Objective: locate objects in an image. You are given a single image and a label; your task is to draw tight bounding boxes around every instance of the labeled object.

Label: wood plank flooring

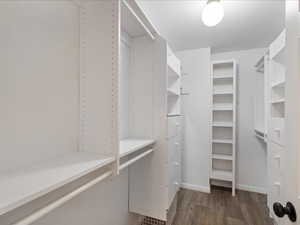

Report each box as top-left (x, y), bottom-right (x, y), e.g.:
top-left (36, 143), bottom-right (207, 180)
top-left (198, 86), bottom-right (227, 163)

top-left (172, 186), bottom-right (274, 225)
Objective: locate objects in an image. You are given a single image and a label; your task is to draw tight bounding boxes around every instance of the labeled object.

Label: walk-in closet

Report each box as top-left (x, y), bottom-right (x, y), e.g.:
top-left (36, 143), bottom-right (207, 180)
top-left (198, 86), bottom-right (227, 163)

top-left (0, 1), bottom-right (299, 225)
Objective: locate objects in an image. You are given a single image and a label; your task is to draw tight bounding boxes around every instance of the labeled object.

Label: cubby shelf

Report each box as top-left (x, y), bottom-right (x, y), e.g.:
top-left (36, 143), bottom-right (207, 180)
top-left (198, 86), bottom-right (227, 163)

top-left (271, 80), bottom-right (285, 88)
top-left (271, 98), bottom-right (285, 104)
top-left (213, 104), bottom-right (233, 111)
top-left (212, 139), bottom-right (233, 144)
top-left (213, 90), bottom-right (233, 95)
top-left (212, 154), bottom-right (233, 161)
top-left (0, 152), bottom-right (115, 216)
top-left (211, 169), bottom-right (233, 182)
top-left (212, 122), bottom-right (233, 127)
top-left (213, 75), bottom-right (233, 79)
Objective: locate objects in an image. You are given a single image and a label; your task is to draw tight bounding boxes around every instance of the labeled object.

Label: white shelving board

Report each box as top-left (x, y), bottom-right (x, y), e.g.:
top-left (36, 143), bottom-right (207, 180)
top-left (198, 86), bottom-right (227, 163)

top-left (213, 139), bottom-right (233, 144)
top-left (119, 139), bottom-right (155, 158)
top-left (211, 169), bottom-right (233, 182)
top-left (212, 154), bottom-right (233, 161)
top-left (210, 59), bottom-right (237, 196)
top-left (0, 152), bottom-right (115, 216)
top-left (213, 104), bottom-right (233, 111)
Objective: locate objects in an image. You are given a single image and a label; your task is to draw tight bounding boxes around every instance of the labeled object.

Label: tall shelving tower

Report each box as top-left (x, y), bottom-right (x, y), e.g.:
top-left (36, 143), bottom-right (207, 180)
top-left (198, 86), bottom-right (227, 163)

top-left (210, 59), bottom-right (237, 196)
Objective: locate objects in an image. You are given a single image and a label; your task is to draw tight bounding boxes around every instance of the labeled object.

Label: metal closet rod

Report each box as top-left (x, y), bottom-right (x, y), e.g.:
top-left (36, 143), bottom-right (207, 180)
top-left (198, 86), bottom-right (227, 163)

top-left (12, 171), bottom-right (113, 225)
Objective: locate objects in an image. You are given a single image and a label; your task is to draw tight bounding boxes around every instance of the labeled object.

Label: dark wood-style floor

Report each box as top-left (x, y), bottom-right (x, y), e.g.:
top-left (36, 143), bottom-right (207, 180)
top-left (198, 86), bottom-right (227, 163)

top-left (172, 186), bottom-right (274, 225)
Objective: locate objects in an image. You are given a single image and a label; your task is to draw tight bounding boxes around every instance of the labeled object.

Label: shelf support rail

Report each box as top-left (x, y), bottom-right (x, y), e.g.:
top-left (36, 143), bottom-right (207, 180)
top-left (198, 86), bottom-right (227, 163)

top-left (119, 148), bottom-right (154, 171)
top-left (12, 170), bottom-right (113, 225)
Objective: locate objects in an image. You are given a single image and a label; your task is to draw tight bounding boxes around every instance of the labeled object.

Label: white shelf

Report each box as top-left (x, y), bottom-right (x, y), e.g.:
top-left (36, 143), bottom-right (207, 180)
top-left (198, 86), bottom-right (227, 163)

top-left (212, 122), bottom-right (233, 127)
top-left (213, 104), bottom-right (233, 111)
top-left (271, 98), bottom-right (285, 104)
top-left (211, 169), bottom-right (233, 182)
top-left (212, 139), bottom-right (233, 144)
top-left (212, 154), bottom-right (233, 161)
top-left (213, 90), bottom-right (233, 95)
top-left (213, 75), bottom-right (233, 79)
top-left (167, 114), bottom-right (182, 117)
top-left (0, 152), bottom-right (115, 216)
top-left (167, 89), bottom-right (180, 97)
top-left (119, 139), bottom-right (155, 158)
top-left (254, 127), bottom-right (265, 135)
top-left (168, 65), bottom-right (181, 79)
top-left (271, 80), bottom-right (285, 88)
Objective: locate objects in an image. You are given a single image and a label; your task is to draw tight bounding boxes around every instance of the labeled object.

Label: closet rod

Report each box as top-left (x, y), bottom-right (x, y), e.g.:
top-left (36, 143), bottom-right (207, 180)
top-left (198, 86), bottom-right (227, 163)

top-left (12, 170), bottom-right (113, 225)
top-left (120, 149), bottom-right (154, 171)
top-left (122, 0), bottom-right (156, 40)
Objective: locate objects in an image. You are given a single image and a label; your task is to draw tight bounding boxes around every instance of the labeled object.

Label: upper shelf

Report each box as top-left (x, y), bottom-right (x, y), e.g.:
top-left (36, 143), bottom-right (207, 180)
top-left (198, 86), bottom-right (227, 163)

top-left (168, 89), bottom-right (180, 97)
top-left (213, 75), bottom-right (233, 79)
top-left (119, 139), bottom-right (155, 158)
top-left (0, 152), bottom-right (115, 216)
top-left (121, 0), bottom-right (156, 40)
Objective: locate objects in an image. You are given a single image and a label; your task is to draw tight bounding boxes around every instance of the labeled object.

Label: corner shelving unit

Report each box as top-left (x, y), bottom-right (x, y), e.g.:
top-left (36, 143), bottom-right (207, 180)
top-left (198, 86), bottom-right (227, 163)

top-left (210, 59), bottom-right (237, 196)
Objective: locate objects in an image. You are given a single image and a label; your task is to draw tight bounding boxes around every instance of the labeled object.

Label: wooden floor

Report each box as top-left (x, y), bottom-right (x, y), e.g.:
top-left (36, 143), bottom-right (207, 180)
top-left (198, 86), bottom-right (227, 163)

top-left (172, 186), bottom-right (274, 225)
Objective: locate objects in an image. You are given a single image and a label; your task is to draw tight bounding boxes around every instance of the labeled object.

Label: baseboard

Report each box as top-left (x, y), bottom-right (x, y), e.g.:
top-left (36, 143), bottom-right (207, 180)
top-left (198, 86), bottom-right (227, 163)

top-left (181, 183), bottom-right (210, 193)
top-left (236, 184), bottom-right (267, 194)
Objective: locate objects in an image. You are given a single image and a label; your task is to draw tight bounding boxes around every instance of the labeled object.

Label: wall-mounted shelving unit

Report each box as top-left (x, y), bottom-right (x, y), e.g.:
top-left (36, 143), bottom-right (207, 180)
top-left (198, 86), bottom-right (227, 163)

top-left (210, 60), bottom-right (237, 196)
top-left (166, 45), bottom-right (181, 211)
top-left (129, 41), bottom-right (182, 223)
top-left (0, 1), bottom-right (120, 217)
top-left (119, 0), bottom-right (157, 173)
top-left (0, 1), bottom-right (159, 224)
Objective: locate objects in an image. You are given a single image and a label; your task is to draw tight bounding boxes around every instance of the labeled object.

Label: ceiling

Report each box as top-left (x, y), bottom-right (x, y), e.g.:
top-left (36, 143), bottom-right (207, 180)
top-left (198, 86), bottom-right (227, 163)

top-left (137, 0), bottom-right (285, 53)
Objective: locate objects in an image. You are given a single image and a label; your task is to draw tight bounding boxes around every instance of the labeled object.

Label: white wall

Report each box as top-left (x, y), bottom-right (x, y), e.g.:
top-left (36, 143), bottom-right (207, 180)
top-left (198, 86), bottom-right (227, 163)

top-left (177, 48), bottom-right (211, 192)
top-left (1, 30), bottom-right (139, 225)
top-left (212, 48), bottom-right (268, 193)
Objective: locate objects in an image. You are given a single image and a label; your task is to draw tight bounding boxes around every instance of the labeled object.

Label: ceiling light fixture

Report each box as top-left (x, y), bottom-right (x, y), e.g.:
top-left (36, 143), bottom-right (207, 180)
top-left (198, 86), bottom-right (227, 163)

top-left (202, 0), bottom-right (224, 27)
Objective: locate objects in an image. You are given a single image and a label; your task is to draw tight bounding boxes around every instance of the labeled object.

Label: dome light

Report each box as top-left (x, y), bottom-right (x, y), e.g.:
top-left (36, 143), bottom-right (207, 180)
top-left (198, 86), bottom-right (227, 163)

top-left (202, 0), bottom-right (224, 27)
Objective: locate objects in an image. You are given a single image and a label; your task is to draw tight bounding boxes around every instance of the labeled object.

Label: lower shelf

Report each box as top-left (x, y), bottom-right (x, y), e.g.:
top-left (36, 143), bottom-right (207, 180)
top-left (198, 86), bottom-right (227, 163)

top-left (211, 169), bottom-right (233, 182)
top-left (119, 139), bottom-right (155, 158)
top-left (212, 139), bottom-right (233, 144)
top-left (212, 154), bottom-right (233, 161)
top-left (0, 152), bottom-right (115, 216)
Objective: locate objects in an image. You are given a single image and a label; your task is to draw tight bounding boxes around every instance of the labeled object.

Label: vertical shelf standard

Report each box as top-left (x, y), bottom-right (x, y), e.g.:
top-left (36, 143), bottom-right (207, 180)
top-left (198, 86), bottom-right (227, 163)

top-left (210, 59), bottom-right (237, 196)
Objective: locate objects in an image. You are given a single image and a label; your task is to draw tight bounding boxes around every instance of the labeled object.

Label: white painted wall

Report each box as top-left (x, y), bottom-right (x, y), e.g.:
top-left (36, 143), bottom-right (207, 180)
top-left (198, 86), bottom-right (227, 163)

top-left (212, 48), bottom-right (268, 193)
top-left (176, 48), bottom-right (211, 192)
top-left (1, 29), bottom-right (138, 225)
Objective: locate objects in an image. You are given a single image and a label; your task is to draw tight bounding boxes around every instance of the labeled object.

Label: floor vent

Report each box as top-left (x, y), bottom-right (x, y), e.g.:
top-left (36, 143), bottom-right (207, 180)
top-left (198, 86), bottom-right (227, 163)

top-left (141, 216), bottom-right (166, 225)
